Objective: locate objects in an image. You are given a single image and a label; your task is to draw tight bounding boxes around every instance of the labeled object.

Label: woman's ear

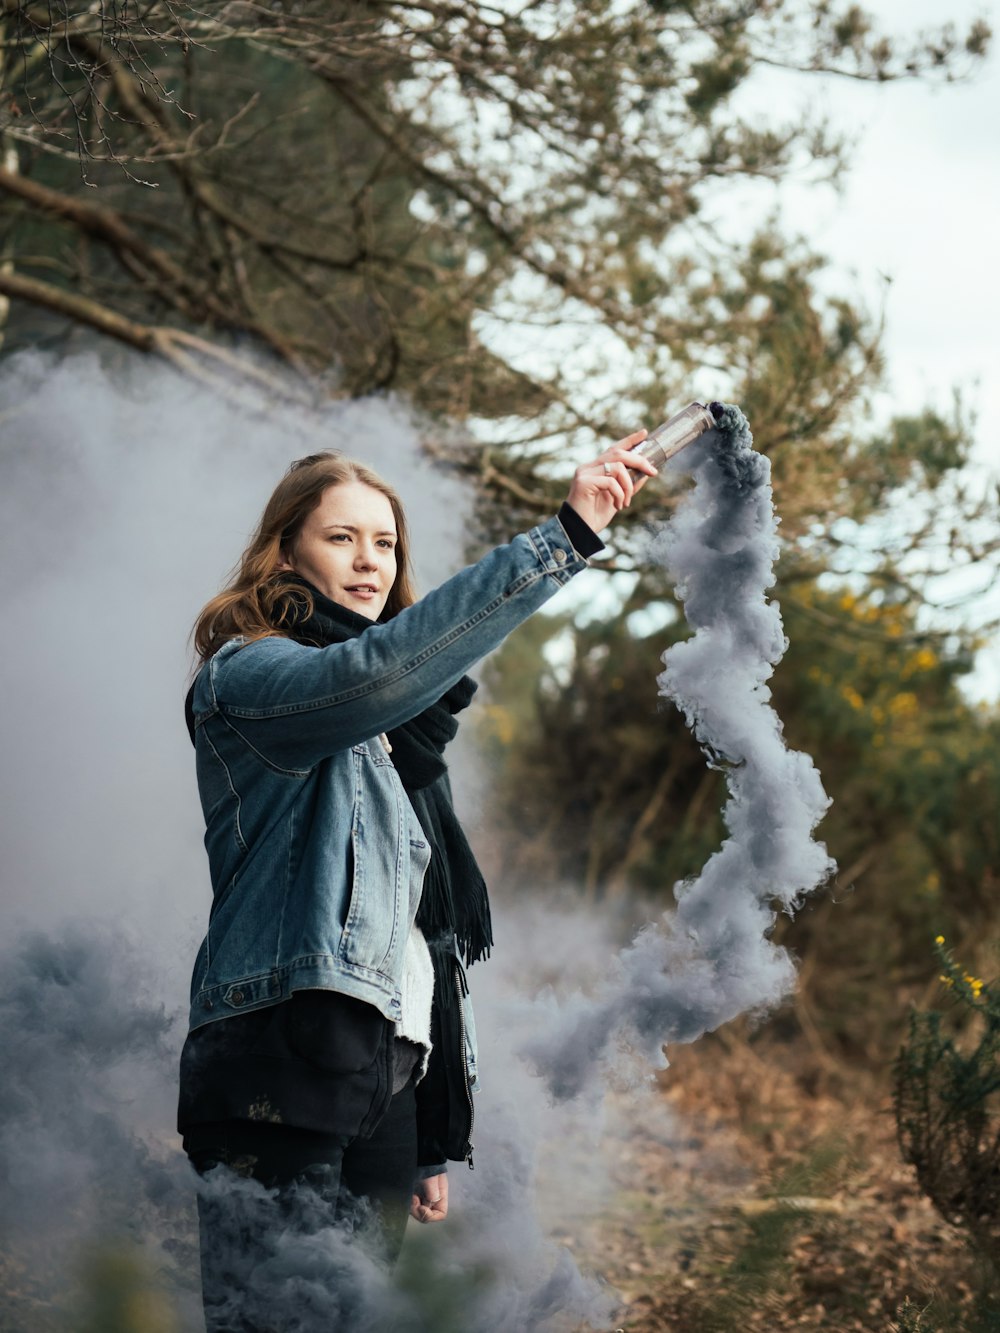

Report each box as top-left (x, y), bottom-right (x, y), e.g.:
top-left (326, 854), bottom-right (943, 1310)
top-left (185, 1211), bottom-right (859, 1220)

top-left (274, 545), bottom-right (294, 573)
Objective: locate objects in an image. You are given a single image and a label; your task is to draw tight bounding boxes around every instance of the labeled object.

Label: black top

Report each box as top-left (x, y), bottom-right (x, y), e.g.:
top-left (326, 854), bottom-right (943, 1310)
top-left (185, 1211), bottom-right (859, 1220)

top-left (178, 991), bottom-right (396, 1141)
top-left (558, 501), bottom-right (604, 559)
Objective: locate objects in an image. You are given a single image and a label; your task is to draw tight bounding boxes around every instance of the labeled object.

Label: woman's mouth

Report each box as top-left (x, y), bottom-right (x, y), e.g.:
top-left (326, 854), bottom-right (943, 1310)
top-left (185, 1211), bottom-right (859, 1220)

top-left (345, 584), bottom-right (379, 601)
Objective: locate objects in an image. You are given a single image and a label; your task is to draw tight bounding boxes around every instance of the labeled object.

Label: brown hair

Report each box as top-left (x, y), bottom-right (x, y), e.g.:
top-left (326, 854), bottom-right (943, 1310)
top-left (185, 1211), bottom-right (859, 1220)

top-left (192, 452), bottom-right (416, 663)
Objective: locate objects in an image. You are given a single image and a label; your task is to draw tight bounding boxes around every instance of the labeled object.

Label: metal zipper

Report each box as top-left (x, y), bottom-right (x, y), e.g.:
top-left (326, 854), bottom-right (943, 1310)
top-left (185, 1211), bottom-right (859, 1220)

top-left (454, 961), bottom-right (475, 1169)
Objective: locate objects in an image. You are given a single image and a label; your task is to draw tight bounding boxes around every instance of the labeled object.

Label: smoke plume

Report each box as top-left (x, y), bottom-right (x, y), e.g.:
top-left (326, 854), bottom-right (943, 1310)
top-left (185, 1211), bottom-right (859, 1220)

top-left (528, 403), bottom-right (836, 1099)
top-left (0, 347), bottom-right (624, 1331)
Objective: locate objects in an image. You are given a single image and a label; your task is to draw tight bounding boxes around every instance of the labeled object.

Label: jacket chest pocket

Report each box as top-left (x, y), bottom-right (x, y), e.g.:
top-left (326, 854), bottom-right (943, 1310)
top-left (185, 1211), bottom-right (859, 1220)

top-left (342, 743), bottom-right (424, 973)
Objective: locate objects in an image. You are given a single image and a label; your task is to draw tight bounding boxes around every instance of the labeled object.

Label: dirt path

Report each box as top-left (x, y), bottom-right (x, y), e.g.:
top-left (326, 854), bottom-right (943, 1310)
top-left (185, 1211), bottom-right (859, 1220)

top-left (568, 1034), bottom-right (986, 1332)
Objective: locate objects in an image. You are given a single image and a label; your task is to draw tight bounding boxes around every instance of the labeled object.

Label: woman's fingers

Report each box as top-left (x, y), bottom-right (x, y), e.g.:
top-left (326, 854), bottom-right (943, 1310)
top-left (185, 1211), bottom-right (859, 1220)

top-left (597, 462), bottom-right (632, 507)
top-left (598, 456), bottom-right (657, 504)
top-left (411, 1173), bottom-right (449, 1223)
top-left (590, 472), bottom-right (628, 510)
top-left (614, 428), bottom-right (649, 451)
top-left (600, 440), bottom-right (656, 475)
top-left (564, 426), bottom-right (653, 532)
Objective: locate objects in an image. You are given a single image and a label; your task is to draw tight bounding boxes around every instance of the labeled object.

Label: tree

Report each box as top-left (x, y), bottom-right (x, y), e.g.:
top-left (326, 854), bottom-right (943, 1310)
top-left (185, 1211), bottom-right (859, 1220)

top-left (3, 1), bottom-right (993, 615)
top-left (0, 2), bottom-right (989, 422)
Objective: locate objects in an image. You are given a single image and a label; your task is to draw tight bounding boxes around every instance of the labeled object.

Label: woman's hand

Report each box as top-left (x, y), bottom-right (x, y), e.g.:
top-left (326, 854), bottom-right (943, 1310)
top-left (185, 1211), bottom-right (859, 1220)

top-left (565, 429), bottom-right (656, 534)
top-left (411, 1172), bottom-right (449, 1223)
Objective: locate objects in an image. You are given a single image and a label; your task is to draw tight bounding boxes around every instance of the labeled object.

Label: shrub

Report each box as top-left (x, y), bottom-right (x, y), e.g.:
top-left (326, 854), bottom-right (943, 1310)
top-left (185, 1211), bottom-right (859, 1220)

top-left (894, 939), bottom-right (1000, 1271)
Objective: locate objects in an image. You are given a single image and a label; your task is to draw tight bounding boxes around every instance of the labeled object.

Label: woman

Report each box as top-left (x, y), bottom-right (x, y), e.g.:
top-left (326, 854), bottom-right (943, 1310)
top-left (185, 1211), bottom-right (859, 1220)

top-left (179, 431), bottom-right (653, 1329)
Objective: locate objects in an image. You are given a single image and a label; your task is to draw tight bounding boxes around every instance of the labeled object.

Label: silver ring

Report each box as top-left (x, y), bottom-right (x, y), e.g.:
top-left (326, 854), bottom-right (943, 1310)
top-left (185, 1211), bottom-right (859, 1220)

top-left (602, 461), bottom-right (613, 476)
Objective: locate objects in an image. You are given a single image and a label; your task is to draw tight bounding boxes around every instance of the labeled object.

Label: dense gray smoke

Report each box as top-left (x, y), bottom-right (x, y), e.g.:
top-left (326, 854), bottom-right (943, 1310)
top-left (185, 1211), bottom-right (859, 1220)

top-left (529, 404), bottom-right (835, 1099)
top-left (0, 349), bottom-right (622, 1331)
top-left (0, 919), bottom-right (619, 1332)
top-left (0, 928), bottom-right (201, 1328)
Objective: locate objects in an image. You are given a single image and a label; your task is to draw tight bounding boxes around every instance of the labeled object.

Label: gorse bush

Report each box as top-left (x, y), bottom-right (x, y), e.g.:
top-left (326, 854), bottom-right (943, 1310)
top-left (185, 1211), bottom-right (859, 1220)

top-left (894, 939), bottom-right (1000, 1271)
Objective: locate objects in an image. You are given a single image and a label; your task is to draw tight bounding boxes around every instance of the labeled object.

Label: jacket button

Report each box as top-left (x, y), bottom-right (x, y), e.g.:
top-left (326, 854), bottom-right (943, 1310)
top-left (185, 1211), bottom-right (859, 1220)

top-left (230, 989), bottom-right (245, 1006)
top-left (553, 547), bottom-right (568, 565)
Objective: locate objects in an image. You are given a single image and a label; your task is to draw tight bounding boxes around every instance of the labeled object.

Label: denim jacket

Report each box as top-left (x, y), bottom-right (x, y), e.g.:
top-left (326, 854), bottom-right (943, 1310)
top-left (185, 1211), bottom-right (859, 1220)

top-left (186, 514), bottom-right (590, 1087)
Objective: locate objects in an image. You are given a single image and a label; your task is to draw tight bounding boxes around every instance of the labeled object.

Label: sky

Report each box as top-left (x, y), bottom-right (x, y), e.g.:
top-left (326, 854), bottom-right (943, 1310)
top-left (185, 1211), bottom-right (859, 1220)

top-left (728, 0), bottom-right (1000, 696)
top-left (756, 2), bottom-right (999, 449)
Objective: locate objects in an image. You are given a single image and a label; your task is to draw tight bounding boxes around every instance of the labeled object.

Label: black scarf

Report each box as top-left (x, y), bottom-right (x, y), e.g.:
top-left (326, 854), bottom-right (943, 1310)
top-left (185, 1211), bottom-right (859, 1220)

top-left (187, 579), bottom-right (493, 967)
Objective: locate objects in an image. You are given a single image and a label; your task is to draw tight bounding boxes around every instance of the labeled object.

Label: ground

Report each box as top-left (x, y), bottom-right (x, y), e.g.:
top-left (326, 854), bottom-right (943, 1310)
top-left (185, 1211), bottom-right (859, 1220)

top-left (566, 1030), bottom-right (996, 1333)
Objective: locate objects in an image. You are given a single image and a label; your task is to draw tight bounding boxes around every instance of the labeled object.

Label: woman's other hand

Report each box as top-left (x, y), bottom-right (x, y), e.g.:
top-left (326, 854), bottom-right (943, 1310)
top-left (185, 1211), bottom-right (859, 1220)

top-left (565, 429), bottom-right (656, 533)
top-left (411, 1172), bottom-right (449, 1223)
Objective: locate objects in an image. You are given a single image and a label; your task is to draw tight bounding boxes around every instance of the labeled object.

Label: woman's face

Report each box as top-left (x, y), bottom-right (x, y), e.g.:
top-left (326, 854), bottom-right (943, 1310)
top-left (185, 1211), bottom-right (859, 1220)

top-left (278, 481), bottom-right (398, 621)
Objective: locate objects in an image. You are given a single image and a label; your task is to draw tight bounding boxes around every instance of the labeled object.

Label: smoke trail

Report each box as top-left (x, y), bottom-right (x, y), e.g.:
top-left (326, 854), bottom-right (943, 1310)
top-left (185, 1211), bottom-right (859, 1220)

top-left (529, 404), bottom-right (836, 1099)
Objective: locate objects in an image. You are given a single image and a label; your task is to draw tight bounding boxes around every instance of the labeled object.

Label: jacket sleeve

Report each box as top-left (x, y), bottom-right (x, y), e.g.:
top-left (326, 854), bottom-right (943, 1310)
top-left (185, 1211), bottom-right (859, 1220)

top-left (199, 515), bottom-right (588, 772)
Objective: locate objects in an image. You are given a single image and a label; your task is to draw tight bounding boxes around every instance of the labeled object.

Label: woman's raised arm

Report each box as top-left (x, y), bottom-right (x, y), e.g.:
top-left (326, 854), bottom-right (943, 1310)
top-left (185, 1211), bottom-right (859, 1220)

top-left (195, 433), bottom-right (655, 772)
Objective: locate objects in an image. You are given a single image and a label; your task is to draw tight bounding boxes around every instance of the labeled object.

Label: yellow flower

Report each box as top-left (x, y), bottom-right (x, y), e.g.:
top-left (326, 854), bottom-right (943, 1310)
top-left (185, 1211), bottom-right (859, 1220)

top-left (913, 648), bottom-right (938, 671)
top-left (935, 935), bottom-right (945, 945)
top-left (840, 685), bottom-right (864, 710)
top-left (889, 692), bottom-right (919, 718)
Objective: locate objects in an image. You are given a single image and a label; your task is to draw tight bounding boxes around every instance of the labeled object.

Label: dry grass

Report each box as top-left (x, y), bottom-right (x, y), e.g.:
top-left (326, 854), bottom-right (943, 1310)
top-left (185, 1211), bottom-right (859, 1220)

top-left (567, 1030), bottom-right (997, 1332)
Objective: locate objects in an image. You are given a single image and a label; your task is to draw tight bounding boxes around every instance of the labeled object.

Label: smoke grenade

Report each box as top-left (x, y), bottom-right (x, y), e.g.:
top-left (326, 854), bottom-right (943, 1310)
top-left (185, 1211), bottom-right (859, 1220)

top-left (633, 400), bottom-right (719, 471)
top-left (528, 402), bottom-right (836, 1099)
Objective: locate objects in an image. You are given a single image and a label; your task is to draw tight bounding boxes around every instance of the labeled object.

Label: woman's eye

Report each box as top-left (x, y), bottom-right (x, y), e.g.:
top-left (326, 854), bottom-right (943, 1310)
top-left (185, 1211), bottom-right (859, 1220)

top-left (377, 540), bottom-right (396, 550)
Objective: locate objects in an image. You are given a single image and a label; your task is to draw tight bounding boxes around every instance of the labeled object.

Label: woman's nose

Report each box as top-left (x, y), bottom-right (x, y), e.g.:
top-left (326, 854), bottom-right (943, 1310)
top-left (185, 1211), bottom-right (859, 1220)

top-left (354, 543), bottom-right (377, 569)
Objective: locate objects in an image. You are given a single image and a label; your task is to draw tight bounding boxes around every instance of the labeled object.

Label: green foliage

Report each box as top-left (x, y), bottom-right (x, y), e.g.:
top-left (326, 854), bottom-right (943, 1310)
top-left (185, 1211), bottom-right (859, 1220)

top-left (867, 403), bottom-right (971, 488)
top-left (892, 1297), bottom-right (937, 1332)
top-left (478, 600), bottom-right (726, 899)
top-left (890, 1291), bottom-right (1000, 1333)
top-left (773, 579), bottom-right (1000, 973)
top-left (74, 1244), bottom-right (179, 1333)
top-left (894, 941), bottom-right (1000, 1272)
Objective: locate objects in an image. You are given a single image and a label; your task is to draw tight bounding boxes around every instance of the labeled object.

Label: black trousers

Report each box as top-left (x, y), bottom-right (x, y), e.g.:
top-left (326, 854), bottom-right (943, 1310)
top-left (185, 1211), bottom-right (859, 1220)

top-left (188, 1082), bottom-right (418, 1333)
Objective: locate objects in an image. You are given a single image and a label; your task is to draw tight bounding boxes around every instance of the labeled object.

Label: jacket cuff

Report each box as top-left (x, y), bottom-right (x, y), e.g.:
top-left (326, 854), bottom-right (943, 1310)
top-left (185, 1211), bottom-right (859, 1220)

top-left (557, 502), bottom-right (605, 559)
top-left (416, 1162), bottom-right (447, 1179)
top-left (525, 514), bottom-right (589, 586)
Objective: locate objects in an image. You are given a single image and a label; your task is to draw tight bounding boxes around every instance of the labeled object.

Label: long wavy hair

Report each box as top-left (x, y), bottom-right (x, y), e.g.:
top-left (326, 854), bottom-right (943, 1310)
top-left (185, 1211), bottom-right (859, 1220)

top-left (193, 452), bottom-right (416, 663)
